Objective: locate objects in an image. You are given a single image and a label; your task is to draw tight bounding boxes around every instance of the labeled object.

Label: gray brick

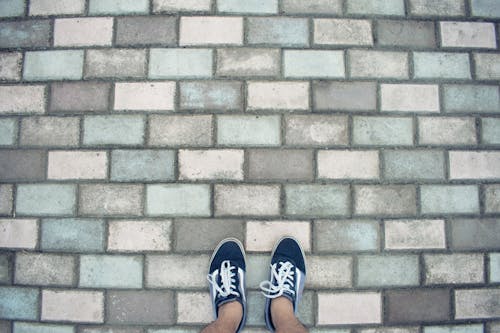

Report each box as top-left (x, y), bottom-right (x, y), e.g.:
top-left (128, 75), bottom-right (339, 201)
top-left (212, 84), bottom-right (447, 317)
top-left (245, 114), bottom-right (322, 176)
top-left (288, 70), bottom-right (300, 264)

top-left (16, 184), bottom-right (76, 216)
top-left (408, 0), bottom-right (465, 16)
top-left (0, 20), bottom-right (50, 48)
top-left (377, 20), bottom-right (436, 48)
top-left (0, 253), bottom-right (11, 283)
top-left (424, 325), bottom-right (483, 333)
top-left (349, 50), bottom-right (408, 79)
top-left (421, 185), bottom-right (479, 215)
top-left (0, 321), bottom-right (9, 333)
top-left (79, 184), bottom-right (143, 216)
top-left (440, 22), bottom-right (496, 49)
top-left (0, 118), bottom-right (17, 146)
top-left (50, 82), bottom-right (111, 112)
top-left (314, 19), bottom-right (373, 46)
top-left (85, 49), bottom-right (147, 79)
top-left (15, 253), bottom-right (75, 286)
top-left (179, 149), bottom-right (243, 180)
top-left (347, 0), bottom-right (405, 16)
top-left (0, 52), bottom-right (22, 80)
top-left (41, 289), bottom-right (103, 323)
top-left (313, 81), bottom-right (377, 111)
top-left (354, 185), bottom-right (417, 216)
top-left (485, 184), bottom-right (500, 213)
top-left (282, 0), bottom-right (342, 14)
top-left (418, 116), bottom-right (477, 145)
top-left (80, 255), bottom-right (143, 288)
top-left (381, 84), bottom-right (439, 113)
top-left (353, 116), bottom-right (414, 146)
top-left (357, 255), bottom-right (419, 287)
top-left (216, 48), bottom-right (280, 77)
top-left (424, 254), bottom-right (484, 284)
top-left (111, 150), bottom-right (175, 181)
top-left (41, 218), bottom-right (105, 253)
top-left (471, 0), bottom-right (500, 17)
top-left (29, 0), bottom-right (85, 15)
top-left (247, 17), bottom-right (309, 47)
top-left (314, 220), bottom-right (380, 252)
top-left (20, 116), bottom-right (79, 147)
top-left (475, 53), bottom-right (500, 80)
top-left (147, 184), bottom-right (211, 217)
top-left (0, 150), bottom-right (45, 181)
top-left (491, 253), bottom-right (500, 283)
top-left (385, 289), bottom-right (450, 323)
top-left (0, 185), bottom-right (13, 215)
top-left (116, 16), bottom-right (176, 46)
top-left (217, 115), bottom-right (280, 146)
top-left (0, 0), bottom-right (24, 17)
top-left (146, 255), bottom-right (208, 288)
top-left (218, 0), bottom-right (277, 13)
top-left (88, 0), bottom-right (148, 14)
top-left (360, 329), bottom-right (419, 333)
top-left (148, 115), bottom-right (213, 147)
top-left (0, 287), bottom-right (39, 320)
top-left (444, 85), bottom-right (499, 113)
top-left (83, 115), bottom-right (145, 146)
top-left (413, 52), bottom-right (471, 79)
top-left (153, 0), bottom-right (211, 12)
top-left (385, 219), bottom-right (446, 250)
top-left (383, 150), bottom-right (445, 180)
top-left (455, 289), bottom-right (500, 319)
top-left (285, 185), bottom-right (350, 217)
top-left (285, 115), bottom-right (348, 146)
top-left (180, 81), bottom-right (242, 110)
top-left (80, 328), bottom-right (142, 333)
top-left (0, 219), bottom-right (38, 249)
top-left (490, 323), bottom-right (500, 333)
top-left (450, 218), bottom-right (500, 250)
top-left (149, 48), bottom-right (212, 79)
top-left (0, 85), bottom-right (45, 115)
top-left (174, 219), bottom-right (244, 251)
top-left (248, 149), bottom-right (313, 180)
top-left (215, 185), bottom-right (280, 216)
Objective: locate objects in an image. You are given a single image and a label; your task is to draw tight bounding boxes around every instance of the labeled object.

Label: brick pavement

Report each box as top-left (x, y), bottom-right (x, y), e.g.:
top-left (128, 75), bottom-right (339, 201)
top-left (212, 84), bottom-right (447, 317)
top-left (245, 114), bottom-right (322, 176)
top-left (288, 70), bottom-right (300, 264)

top-left (0, 0), bottom-right (499, 332)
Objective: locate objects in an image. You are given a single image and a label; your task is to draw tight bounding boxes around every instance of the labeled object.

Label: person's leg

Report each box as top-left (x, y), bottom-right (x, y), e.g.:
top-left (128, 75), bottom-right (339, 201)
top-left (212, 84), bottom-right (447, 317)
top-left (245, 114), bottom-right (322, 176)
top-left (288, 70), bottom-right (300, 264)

top-left (201, 301), bottom-right (243, 333)
top-left (271, 296), bottom-right (308, 333)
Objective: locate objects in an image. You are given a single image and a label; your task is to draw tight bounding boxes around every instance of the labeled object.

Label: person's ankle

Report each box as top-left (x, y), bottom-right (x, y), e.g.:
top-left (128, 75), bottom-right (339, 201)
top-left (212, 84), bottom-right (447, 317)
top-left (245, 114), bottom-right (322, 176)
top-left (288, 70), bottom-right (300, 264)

top-left (218, 300), bottom-right (243, 332)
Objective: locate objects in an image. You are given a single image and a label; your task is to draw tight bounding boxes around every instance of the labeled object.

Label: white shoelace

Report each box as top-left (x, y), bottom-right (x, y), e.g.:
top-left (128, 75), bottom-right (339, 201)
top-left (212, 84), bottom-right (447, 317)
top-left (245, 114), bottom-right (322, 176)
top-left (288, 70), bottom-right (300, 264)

top-left (259, 261), bottom-right (296, 299)
top-left (207, 260), bottom-right (240, 298)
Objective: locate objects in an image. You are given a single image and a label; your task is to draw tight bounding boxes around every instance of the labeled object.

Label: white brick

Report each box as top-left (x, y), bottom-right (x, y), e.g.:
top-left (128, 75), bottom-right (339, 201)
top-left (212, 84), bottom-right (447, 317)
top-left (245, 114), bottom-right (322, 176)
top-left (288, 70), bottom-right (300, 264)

top-left (42, 289), bottom-right (104, 323)
top-left (0, 85), bottom-right (45, 114)
top-left (425, 254), bottom-right (484, 284)
top-left (317, 150), bottom-right (379, 179)
top-left (418, 116), bottom-right (477, 145)
top-left (314, 19), bottom-right (373, 46)
top-left (30, 0), bottom-right (85, 15)
top-left (245, 221), bottom-right (311, 252)
top-left (215, 185), bottom-right (280, 216)
top-left (247, 81), bottom-right (309, 110)
top-left (146, 255), bottom-right (209, 288)
top-left (54, 18), bottom-right (113, 47)
top-left (441, 22), bottom-right (497, 49)
top-left (318, 292), bottom-right (382, 324)
top-left (153, 0), bottom-right (211, 12)
top-left (381, 84), bottom-right (440, 112)
top-left (177, 292), bottom-right (212, 324)
top-left (114, 82), bottom-right (175, 111)
top-left (179, 149), bottom-right (244, 180)
top-left (0, 52), bottom-right (22, 80)
top-left (0, 219), bottom-right (38, 249)
top-left (216, 48), bottom-right (280, 77)
top-left (180, 16), bottom-right (243, 45)
top-left (349, 50), bottom-right (408, 79)
top-left (48, 151), bottom-right (107, 180)
top-left (455, 289), bottom-right (500, 319)
top-left (108, 220), bottom-right (172, 252)
top-left (385, 219), bottom-right (446, 250)
top-left (450, 151), bottom-right (500, 179)
top-left (308, 256), bottom-right (352, 288)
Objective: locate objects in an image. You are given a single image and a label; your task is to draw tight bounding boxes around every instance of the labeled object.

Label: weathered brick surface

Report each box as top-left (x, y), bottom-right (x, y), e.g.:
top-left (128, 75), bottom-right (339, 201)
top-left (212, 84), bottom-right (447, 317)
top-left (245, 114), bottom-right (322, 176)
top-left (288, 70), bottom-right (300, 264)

top-left (0, 150), bottom-right (46, 181)
top-left (80, 255), bottom-right (143, 288)
top-left (247, 17), bottom-right (308, 46)
top-left (79, 184), bottom-right (143, 216)
top-left (83, 115), bottom-right (145, 146)
top-left (353, 116), bottom-right (413, 146)
top-left (116, 16), bottom-right (177, 46)
top-left (0, 52), bottom-right (22, 81)
top-left (15, 253), bottom-right (75, 286)
top-left (48, 151), bottom-right (107, 180)
top-left (408, 0), bottom-right (465, 16)
top-left (0, 20), bottom-right (51, 48)
top-left (354, 185), bottom-right (417, 216)
top-left (450, 151), bottom-right (500, 179)
top-left (180, 81), bottom-right (241, 110)
top-left (16, 184), bottom-right (76, 216)
top-left (29, 0), bottom-right (85, 15)
top-left (380, 84), bottom-right (439, 112)
top-left (85, 49), bottom-right (147, 79)
top-left (248, 149), bottom-right (313, 180)
top-left (444, 84), bottom-right (499, 113)
top-left (0, 185), bottom-right (13, 215)
top-left (111, 149), bottom-right (175, 181)
top-left (284, 115), bottom-right (348, 146)
top-left (455, 289), bottom-right (500, 319)
top-left (50, 82), bottom-right (110, 112)
top-left (382, 150), bottom-right (445, 180)
top-left (146, 184), bottom-right (210, 216)
top-left (146, 255), bottom-right (208, 288)
top-left (54, 18), bottom-right (113, 47)
top-left (418, 116), bottom-right (477, 145)
top-left (24, 50), bottom-right (84, 81)
top-left (424, 254), bottom-right (484, 284)
top-left (440, 22), bottom-right (496, 49)
top-left (474, 53), bottom-right (500, 80)
top-left (148, 115), bottom-right (213, 146)
top-left (420, 185), bottom-right (479, 215)
top-left (485, 184), bottom-right (500, 213)
top-left (385, 289), bottom-right (450, 323)
top-left (247, 81), bottom-right (309, 110)
top-left (450, 218), bottom-right (500, 250)
top-left (286, 184), bottom-right (350, 217)
top-left (0, 118), bottom-right (16, 146)
top-left (357, 255), bottom-right (419, 287)
top-left (216, 48), bottom-right (280, 77)
top-left (180, 16), bottom-right (243, 45)
top-left (318, 150), bottom-right (380, 179)
top-left (314, 19), bottom-right (373, 46)
top-left (314, 81), bottom-right (377, 111)
top-left (179, 149), bottom-right (244, 180)
top-left (108, 219), bottom-right (172, 252)
top-left (413, 52), bottom-right (471, 79)
top-left (150, 48), bottom-right (212, 79)
top-left (20, 117), bottom-right (79, 147)
top-left (377, 20), bottom-right (436, 47)
top-left (348, 50), bottom-right (409, 79)
top-left (42, 289), bottom-right (104, 323)
top-left (0, 85), bottom-right (45, 114)
top-left (0, 219), bottom-right (38, 249)
top-left (318, 292), bottom-right (382, 324)
top-left (215, 185), bottom-right (280, 216)
top-left (314, 219), bottom-right (380, 252)
top-left (384, 219), bottom-right (446, 250)
top-left (41, 218), bottom-right (105, 252)
top-left (246, 220), bottom-right (311, 252)
top-left (0, 287), bottom-right (39, 320)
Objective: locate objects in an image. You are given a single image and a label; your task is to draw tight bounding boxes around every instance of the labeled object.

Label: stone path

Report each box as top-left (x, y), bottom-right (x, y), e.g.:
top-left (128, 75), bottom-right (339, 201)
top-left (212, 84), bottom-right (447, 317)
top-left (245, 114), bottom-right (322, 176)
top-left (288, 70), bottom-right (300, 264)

top-left (1, 0), bottom-right (500, 332)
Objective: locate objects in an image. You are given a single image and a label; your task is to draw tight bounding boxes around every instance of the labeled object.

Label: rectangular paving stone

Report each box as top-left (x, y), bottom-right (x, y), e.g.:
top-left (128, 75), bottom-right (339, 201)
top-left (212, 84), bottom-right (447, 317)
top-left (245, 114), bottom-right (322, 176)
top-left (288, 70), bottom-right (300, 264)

top-left (455, 289), bottom-right (500, 319)
top-left (146, 184), bottom-right (210, 216)
top-left (246, 254), bottom-right (270, 288)
top-left (13, 322), bottom-right (75, 333)
top-left (50, 82), bottom-right (110, 112)
top-left (353, 116), bottom-right (413, 146)
top-left (0, 52), bottom-right (22, 80)
top-left (0, 20), bottom-right (50, 48)
top-left (384, 219), bottom-right (446, 250)
top-left (471, 0), bottom-right (500, 17)
top-left (491, 253), bottom-right (500, 282)
top-left (313, 81), bottom-right (377, 111)
top-left (0, 287), bottom-right (38, 320)
top-left (80, 255), bottom-right (143, 288)
top-left (424, 325), bottom-right (483, 333)
top-left (424, 253), bottom-right (484, 284)
top-left (80, 327), bottom-right (142, 333)
top-left (20, 117), bottom-right (79, 147)
top-left (0, 0), bottom-right (25, 17)
top-left (314, 219), bottom-right (379, 252)
top-left (29, 0), bottom-right (85, 15)
top-left (450, 218), bottom-right (500, 250)
top-left (490, 323), bottom-right (500, 333)
top-left (248, 149), bottom-right (313, 180)
top-left (485, 184), bottom-right (500, 213)
top-left (285, 115), bottom-right (348, 146)
top-left (108, 219), bottom-right (171, 252)
top-left (349, 50), bottom-right (408, 79)
top-left (284, 50), bottom-right (344, 78)
top-left (0, 85), bottom-right (45, 114)
top-left (308, 256), bottom-right (352, 288)
top-left (148, 115), bottom-right (213, 147)
top-left (146, 255), bottom-right (208, 288)
top-left (176, 292), bottom-right (212, 324)
top-left (360, 329), bottom-right (419, 333)
top-left (0, 320), bottom-right (10, 333)
top-left (421, 185), bottom-right (479, 215)
top-left (377, 20), bottom-right (436, 47)
top-left (418, 116), bottom-right (477, 145)
top-left (444, 85), bottom-right (499, 113)
top-left (179, 149), bottom-right (244, 180)
top-left (216, 48), bottom-right (280, 77)
top-left (381, 84), bottom-right (439, 112)
top-left (247, 81), bottom-right (309, 110)
top-left (107, 290), bottom-right (174, 324)
top-left (413, 52), bottom-right (471, 79)
top-left (357, 255), bottom-right (419, 287)
top-left (111, 149), bottom-right (175, 181)
top-left (180, 16), bottom-right (243, 45)
top-left (347, 0), bottom-right (405, 15)
top-left (383, 150), bottom-right (445, 180)
top-left (48, 151), bottom-right (107, 180)
top-left (246, 220), bottom-right (311, 252)
top-left (440, 22), bottom-right (496, 49)
top-left (42, 289), bottom-right (103, 323)
top-left (180, 81), bottom-right (242, 110)
top-left (15, 253), bottom-right (75, 286)
top-left (0, 219), bottom-right (38, 249)
top-left (218, 0), bottom-right (277, 13)
top-left (149, 48), bottom-right (212, 79)
top-left (475, 53), bottom-right (500, 80)
top-left (116, 16), bottom-right (177, 46)
top-left (0, 150), bottom-right (45, 181)
top-left (0, 185), bottom-right (13, 215)
top-left (217, 115), bottom-right (280, 146)
top-left (215, 185), bottom-right (280, 216)
top-left (79, 184), bottom-right (143, 216)
top-left (282, 0), bottom-right (342, 14)
top-left (285, 184), bottom-right (350, 217)
top-left (318, 150), bottom-right (379, 179)
top-left (114, 82), bottom-right (175, 111)
top-left (354, 185), bottom-right (417, 216)
top-left (88, 0), bottom-right (149, 14)
top-left (54, 17), bottom-right (113, 47)
top-left (85, 49), bottom-right (146, 79)
top-left (83, 115), bottom-right (145, 145)
top-left (318, 292), bottom-right (382, 325)
top-left (247, 17), bottom-right (309, 46)
top-left (314, 19), bottom-right (373, 46)
top-left (41, 218), bottom-right (105, 252)
top-left (408, 0), bottom-right (465, 16)
top-left (16, 184), bottom-right (76, 216)
top-left (24, 50), bottom-right (83, 81)
top-left (450, 151), bottom-right (500, 179)
top-left (385, 289), bottom-right (450, 323)
top-left (153, 0), bottom-right (211, 12)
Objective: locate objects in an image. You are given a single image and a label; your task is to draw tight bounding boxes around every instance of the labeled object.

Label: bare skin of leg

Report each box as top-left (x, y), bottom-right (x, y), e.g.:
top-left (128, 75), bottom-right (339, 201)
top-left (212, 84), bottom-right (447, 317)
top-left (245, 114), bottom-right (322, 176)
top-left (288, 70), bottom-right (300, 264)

top-left (201, 301), bottom-right (243, 333)
top-left (271, 296), bottom-right (309, 333)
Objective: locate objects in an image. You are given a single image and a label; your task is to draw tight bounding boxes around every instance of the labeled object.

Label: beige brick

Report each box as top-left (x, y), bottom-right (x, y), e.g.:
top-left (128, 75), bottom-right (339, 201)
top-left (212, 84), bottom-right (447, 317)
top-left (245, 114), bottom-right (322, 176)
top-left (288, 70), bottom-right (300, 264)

top-left (245, 221), bottom-right (311, 252)
top-left (0, 185), bottom-right (13, 215)
top-left (79, 184), bottom-right (143, 216)
top-left (381, 84), bottom-right (439, 112)
top-left (177, 292), bottom-right (212, 324)
top-left (0, 219), bottom-right (38, 249)
top-left (318, 292), bottom-right (382, 324)
top-left (450, 151), bottom-right (500, 179)
top-left (15, 253), bottom-right (75, 286)
top-left (418, 116), bottom-right (477, 145)
top-left (354, 185), bottom-right (417, 216)
top-left (85, 49), bottom-right (147, 79)
top-left (0, 85), bottom-right (45, 114)
top-left (54, 18), bottom-right (113, 47)
top-left (215, 185), bottom-right (280, 216)
top-left (455, 289), bottom-right (500, 319)
top-left (114, 82), bottom-right (175, 111)
top-left (180, 16), bottom-right (243, 45)
top-left (108, 220), bottom-right (172, 252)
top-left (314, 19), bottom-right (373, 45)
top-left (148, 115), bottom-right (213, 147)
top-left (485, 184), bottom-right (500, 214)
top-left (474, 53), bottom-right (500, 80)
top-left (317, 150), bottom-right (379, 179)
top-left (285, 115), bottom-right (348, 146)
top-left (441, 22), bottom-right (497, 49)
top-left (30, 0), bottom-right (85, 15)
top-left (48, 151), bottom-right (107, 180)
top-left (349, 50), bottom-right (409, 79)
top-left (385, 219), bottom-right (446, 250)
top-left (308, 256), bottom-right (352, 288)
top-left (42, 289), bottom-right (104, 323)
top-left (247, 81), bottom-right (309, 110)
top-left (179, 149), bottom-right (244, 180)
top-left (153, 0), bottom-right (211, 12)
top-left (216, 48), bottom-right (280, 77)
top-left (0, 52), bottom-right (22, 80)
top-left (146, 255), bottom-right (209, 288)
top-left (425, 254), bottom-right (484, 284)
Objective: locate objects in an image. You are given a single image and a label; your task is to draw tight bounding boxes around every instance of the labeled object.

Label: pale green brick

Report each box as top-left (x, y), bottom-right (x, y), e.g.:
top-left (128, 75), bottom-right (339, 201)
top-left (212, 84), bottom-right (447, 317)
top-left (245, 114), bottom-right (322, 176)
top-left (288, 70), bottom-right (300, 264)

top-left (83, 115), bottom-right (145, 146)
top-left (217, 0), bottom-right (278, 13)
top-left (24, 50), bottom-right (84, 81)
top-left (41, 218), bottom-right (105, 252)
top-left (285, 185), bottom-right (350, 217)
top-left (482, 118), bottom-right (500, 144)
top-left (421, 185), bottom-right (479, 214)
top-left (413, 52), bottom-right (471, 79)
top-left (353, 116), bottom-right (413, 146)
top-left (490, 253), bottom-right (500, 283)
top-left (444, 85), bottom-right (499, 113)
top-left (383, 150), bottom-right (445, 180)
top-left (14, 322), bottom-right (75, 333)
top-left (284, 50), bottom-right (345, 78)
top-left (89, 0), bottom-right (149, 14)
top-left (16, 184), bottom-right (76, 216)
top-left (149, 49), bottom-right (213, 79)
top-left (0, 0), bottom-right (25, 17)
top-left (0, 254), bottom-right (9, 283)
top-left (111, 150), bottom-right (175, 181)
top-left (424, 324), bottom-right (483, 333)
top-left (217, 115), bottom-right (281, 146)
top-left (0, 118), bottom-right (17, 146)
top-left (471, 0), bottom-right (500, 17)
top-left (247, 17), bottom-right (309, 47)
top-left (357, 255), bottom-right (419, 287)
top-left (314, 220), bottom-right (379, 252)
top-left (146, 184), bottom-right (211, 216)
top-left (80, 255), bottom-right (143, 288)
top-left (347, 0), bottom-right (405, 16)
top-left (180, 81), bottom-right (242, 110)
top-left (0, 287), bottom-right (38, 320)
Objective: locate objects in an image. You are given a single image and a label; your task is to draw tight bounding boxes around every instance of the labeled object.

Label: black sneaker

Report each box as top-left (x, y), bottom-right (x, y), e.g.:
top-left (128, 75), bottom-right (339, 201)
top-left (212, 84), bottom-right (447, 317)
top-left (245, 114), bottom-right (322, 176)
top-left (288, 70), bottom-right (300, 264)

top-left (207, 238), bottom-right (247, 333)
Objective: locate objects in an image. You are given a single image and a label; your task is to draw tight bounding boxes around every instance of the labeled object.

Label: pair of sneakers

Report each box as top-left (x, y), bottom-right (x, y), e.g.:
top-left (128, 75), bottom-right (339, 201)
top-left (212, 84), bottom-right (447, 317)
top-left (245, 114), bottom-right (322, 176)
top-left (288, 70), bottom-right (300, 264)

top-left (207, 236), bottom-right (306, 333)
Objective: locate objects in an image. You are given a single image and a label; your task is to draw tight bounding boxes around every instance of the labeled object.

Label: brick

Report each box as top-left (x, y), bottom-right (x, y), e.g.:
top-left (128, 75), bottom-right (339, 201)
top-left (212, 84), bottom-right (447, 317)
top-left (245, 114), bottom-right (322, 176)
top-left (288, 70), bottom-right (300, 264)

top-left (318, 150), bottom-right (379, 179)
top-left (146, 255), bottom-right (208, 288)
top-left (0, 150), bottom-right (45, 181)
top-left (354, 185), bottom-right (417, 216)
top-left (413, 52), bottom-right (470, 79)
top-left (383, 150), bottom-right (445, 180)
top-left (0, 85), bottom-right (45, 114)
top-left (491, 253), bottom-right (500, 282)
top-left (48, 151), bottom-right (107, 180)
top-left (347, 0), bottom-right (405, 15)
top-left (455, 289), bottom-right (500, 319)
top-left (450, 151), bottom-right (500, 179)
top-left (360, 329), bottom-right (419, 333)
top-left (357, 255), bottom-right (419, 287)
top-left (15, 253), bottom-right (75, 286)
top-left (349, 50), bottom-right (408, 79)
top-left (0, 321), bottom-right (9, 333)
top-left (424, 325), bottom-right (483, 333)
top-left (218, 0), bottom-right (278, 13)
top-left (440, 22), bottom-right (496, 49)
top-left (0, 0), bottom-right (25, 17)
top-left (314, 19), bottom-right (373, 46)
top-left (148, 115), bottom-right (212, 147)
top-left (408, 0), bottom-right (465, 16)
top-left (79, 184), bottom-right (143, 216)
top-left (308, 256), bottom-right (352, 288)
top-left (421, 185), bottom-right (479, 215)
top-left (83, 115), bottom-right (145, 145)
top-left (246, 254), bottom-right (270, 288)
top-left (0, 219), bottom-right (38, 249)
top-left (0, 185), bottom-right (13, 215)
top-left (0, 20), bottom-right (50, 48)
top-left (13, 323), bottom-right (75, 333)
top-left (284, 50), bottom-right (344, 78)
top-left (0, 52), bottom-right (22, 80)
top-left (116, 16), bottom-right (177, 46)
top-left (424, 254), bottom-right (484, 284)
top-left (485, 184), bottom-right (500, 213)
top-left (85, 49), bottom-right (146, 79)
top-left (450, 218), bottom-right (500, 250)
top-left (314, 219), bottom-right (379, 252)
top-left (16, 184), bottom-right (76, 216)
top-left (247, 81), bottom-right (309, 110)
top-left (114, 82), bottom-right (175, 111)
top-left (215, 185), bottom-right (280, 216)
top-left (111, 149), bottom-right (175, 181)
top-left (29, 0), bottom-right (85, 15)
top-left (248, 149), bottom-right (313, 180)
top-left (246, 221), bottom-right (311, 252)
top-left (174, 219), bottom-right (244, 251)
top-left (0, 287), bottom-right (38, 320)
top-left (50, 82), bottom-right (110, 112)
top-left (24, 50), bottom-right (83, 81)
top-left (217, 115), bottom-right (280, 146)
top-left (471, 0), bottom-right (500, 17)
top-left (180, 16), bottom-right (243, 45)
top-left (146, 184), bottom-right (210, 216)
top-left (385, 289), bottom-right (450, 323)
top-left (282, 0), bottom-right (342, 14)
top-left (20, 117), bottom-right (79, 147)
top-left (313, 81), bottom-right (377, 111)
top-left (475, 53), bottom-right (500, 80)
top-left (216, 48), bottom-right (280, 77)
top-left (444, 85), bottom-right (499, 113)
top-left (80, 255), bottom-right (143, 288)
top-left (80, 328), bottom-right (142, 333)
top-left (180, 81), bottom-right (241, 110)
top-left (285, 185), bottom-right (350, 217)
top-left (89, 0), bottom-right (148, 14)
top-left (385, 219), bottom-right (446, 250)
top-left (153, 0), bottom-right (211, 12)
top-left (377, 20), bottom-right (436, 47)
top-left (54, 18), bottom-right (113, 47)
top-left (491, 323), bottom-right (500, 333)
top-left (107, 290), bottom-right (175, 324)
top-left (318, 292), bottom-right (382, 324)
top-left (108, 220), bottom-right (171, 252)
top-left (285, 115), bottom-right (348, 146)
top-left (247, 17), bottom-right (308, 46)
top-left (42, 289), bottom-right (103, 323)
top-left (353, 116), bottom-right (413, 146)
top-left (179, 149), bottom-right (243, 180)
top-left (41, 218), bottom-right (105, 252)
top-left (177, 292), bottom-right (212, 324)
top-left (418, 116), bottom-right (476, 145)
top-left (381, 84), bottom-right (439, 112)
top-left (149, 48), bottom-right (212, 79)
